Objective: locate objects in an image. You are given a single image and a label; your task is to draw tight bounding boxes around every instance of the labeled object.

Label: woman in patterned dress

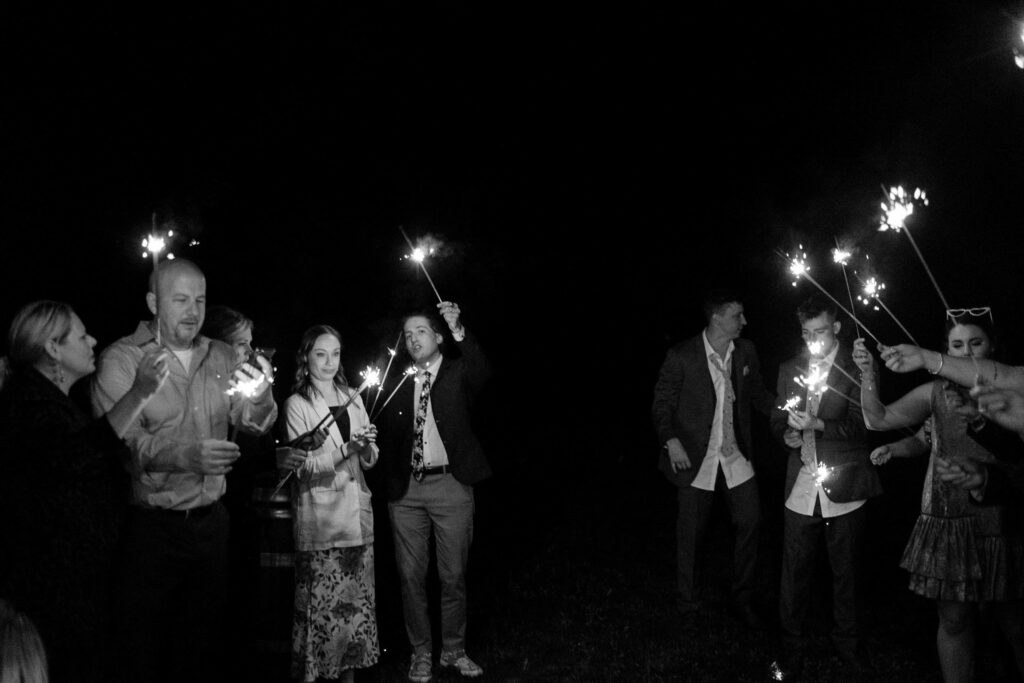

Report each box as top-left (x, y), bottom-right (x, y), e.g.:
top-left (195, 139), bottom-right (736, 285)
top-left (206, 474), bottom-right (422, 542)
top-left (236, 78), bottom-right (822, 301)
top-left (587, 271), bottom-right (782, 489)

top-left (281, 325), bottom-right (379, 683)
top-left (854, 315), bottom-right (1024, 682)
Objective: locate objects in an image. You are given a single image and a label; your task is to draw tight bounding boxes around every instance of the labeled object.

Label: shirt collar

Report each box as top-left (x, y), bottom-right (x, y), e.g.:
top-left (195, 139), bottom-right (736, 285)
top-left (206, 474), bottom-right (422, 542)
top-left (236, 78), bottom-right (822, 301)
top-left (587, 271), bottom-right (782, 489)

top-left (702, 330), bottom-right (734, 363)
top-left (418, 355), bottom-right (443, 379)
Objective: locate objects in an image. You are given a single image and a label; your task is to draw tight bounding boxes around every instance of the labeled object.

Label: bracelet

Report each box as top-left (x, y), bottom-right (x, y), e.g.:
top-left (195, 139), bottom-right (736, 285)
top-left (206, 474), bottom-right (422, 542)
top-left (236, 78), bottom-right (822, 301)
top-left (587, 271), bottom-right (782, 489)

top-left (928, 353), bottom-right (945, 375)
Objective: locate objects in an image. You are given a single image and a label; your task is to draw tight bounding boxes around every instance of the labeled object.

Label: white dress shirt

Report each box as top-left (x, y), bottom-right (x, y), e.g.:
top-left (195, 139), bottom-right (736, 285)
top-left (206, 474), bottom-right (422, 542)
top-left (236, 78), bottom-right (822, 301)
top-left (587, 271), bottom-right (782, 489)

top-left (692, 332), bottom-right (755, 491)
top-left (414, 356), bottom-right (450, 467)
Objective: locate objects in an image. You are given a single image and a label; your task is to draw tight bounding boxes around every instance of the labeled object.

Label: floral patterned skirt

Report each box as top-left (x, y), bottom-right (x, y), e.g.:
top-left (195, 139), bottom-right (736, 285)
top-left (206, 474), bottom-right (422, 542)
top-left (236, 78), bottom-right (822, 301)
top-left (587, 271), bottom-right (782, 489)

top-left (292, 544), bottom-right (379, 682)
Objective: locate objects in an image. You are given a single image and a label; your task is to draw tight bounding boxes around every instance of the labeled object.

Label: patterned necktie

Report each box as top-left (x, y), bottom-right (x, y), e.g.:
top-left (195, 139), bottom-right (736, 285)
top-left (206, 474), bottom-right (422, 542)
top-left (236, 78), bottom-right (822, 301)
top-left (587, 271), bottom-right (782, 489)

top-left (800, 363), bottom-right (822, 469)
top-left (710, 354), bottom-right (738, 458)
top-left (411, 370), bottom-right (432, 481)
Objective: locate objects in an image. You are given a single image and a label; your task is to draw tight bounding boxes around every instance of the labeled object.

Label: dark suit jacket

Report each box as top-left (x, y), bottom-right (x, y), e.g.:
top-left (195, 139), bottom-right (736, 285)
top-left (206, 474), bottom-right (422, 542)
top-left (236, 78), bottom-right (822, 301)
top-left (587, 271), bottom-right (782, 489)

top-left (651, 334), bottom-right (775, 488)
top-left (770, 347), bottom-right (882, 503)
top-left (377, 331), bottom-right (492, 501)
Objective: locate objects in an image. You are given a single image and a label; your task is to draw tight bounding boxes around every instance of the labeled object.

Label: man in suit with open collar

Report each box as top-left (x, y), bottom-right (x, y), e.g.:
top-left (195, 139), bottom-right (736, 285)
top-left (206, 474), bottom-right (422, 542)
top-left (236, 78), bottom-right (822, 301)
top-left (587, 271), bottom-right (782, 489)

top-left (378, 301), bottom-right (491, 683)
top-left (652, 290), bottom-right (775, 628)
top-left (770, 296), bottom-right (882, 679)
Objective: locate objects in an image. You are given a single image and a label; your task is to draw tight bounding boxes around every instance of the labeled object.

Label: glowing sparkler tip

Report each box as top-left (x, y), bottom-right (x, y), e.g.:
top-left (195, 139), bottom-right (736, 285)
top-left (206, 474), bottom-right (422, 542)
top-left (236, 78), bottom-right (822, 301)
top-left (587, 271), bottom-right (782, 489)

top-left (360, 366), bottom-right (382, 388)
top-left (145, 235), bottom-right (167, 255)
top-left (863, 277), bottom-right (882, 298)
top-left (410, 247), bottom-right (426, 263)
top-left (814, 462), bottom-right (832, 487)
top-left (227, 375), bottom-right (264, 399)
top-left (831, 248), bottom-right (852, 266)
top-left (807, 340), bottom-right (824, 356)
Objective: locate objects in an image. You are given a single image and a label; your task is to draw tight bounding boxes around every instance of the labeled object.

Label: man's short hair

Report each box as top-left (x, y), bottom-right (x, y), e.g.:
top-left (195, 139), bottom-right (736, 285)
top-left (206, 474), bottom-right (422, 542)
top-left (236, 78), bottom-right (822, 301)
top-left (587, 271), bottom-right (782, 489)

top-left (402, 310), bottom-right (446, 340)
top-left (796, 296), bottom-right (837, 324)
top-left (148, 258), bottom-right (204, 294)
top-left (702, 289), bottom-right (742, 321)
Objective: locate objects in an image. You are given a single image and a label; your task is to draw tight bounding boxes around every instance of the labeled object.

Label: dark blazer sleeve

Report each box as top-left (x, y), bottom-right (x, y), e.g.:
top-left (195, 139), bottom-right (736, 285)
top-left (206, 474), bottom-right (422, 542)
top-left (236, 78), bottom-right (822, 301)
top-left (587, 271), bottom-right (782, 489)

top-left (816, 357), bottom-right (866, 443)
top-left (741, 342), bottom-right (776, 417)
top-left (771, 358), bottom-right (795, 447)
top-left (454, 331), bottom-right (492, 394)
top-left (652, 345), bottom-right (685, 446)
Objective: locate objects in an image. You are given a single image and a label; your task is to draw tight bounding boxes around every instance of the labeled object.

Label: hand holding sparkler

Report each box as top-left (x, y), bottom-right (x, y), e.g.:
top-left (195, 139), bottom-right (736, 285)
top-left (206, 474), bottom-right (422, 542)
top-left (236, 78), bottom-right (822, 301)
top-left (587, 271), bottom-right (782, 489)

top-left (183, 439), bottom-right (241, 475)
top-left (869, 445), bottom-right (893, 466)
top-left (438, 301), bottom-right (465, 339)
top-left (971, 383), bottom-right (1024, 435)
top-left (787, 409), bottom-right (821, 433)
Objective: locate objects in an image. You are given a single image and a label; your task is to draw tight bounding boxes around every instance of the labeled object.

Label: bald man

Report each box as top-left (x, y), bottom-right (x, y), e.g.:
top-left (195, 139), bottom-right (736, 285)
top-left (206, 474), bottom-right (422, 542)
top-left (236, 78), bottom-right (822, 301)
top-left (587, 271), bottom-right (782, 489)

top-left (92, 258), bottom-right (277, 683)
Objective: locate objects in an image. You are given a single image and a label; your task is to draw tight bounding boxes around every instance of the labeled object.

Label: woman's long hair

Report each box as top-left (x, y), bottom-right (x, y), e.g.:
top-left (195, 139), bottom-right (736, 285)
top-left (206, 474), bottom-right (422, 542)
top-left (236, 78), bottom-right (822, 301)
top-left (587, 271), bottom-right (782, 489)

top-left (292, 325), bottom-right (349, 403)
top-left (202, 305), bottom-right (252, 345)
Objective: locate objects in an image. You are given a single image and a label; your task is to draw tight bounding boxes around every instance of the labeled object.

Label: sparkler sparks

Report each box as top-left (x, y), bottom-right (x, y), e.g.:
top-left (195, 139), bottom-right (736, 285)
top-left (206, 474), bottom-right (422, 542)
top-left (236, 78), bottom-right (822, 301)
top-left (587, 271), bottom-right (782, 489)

top-left (780, 396), bottom-right (802, 414)
top-left (399, 227), bottom-right (444, 303)
top-left (858, 276), bottom-right (920, 345)
top-left (778, 248), bottom-right (882, 345)
top-left (831, 248), bottom-right (852, 266)
top-left (806, 340), bottom-right (825, 356)
top-left (813, 462), bottom-right (832, 487)
top-left (878, 186), bottom-right (928, 233)
top-left (360, 366), bottom-right (382, 389)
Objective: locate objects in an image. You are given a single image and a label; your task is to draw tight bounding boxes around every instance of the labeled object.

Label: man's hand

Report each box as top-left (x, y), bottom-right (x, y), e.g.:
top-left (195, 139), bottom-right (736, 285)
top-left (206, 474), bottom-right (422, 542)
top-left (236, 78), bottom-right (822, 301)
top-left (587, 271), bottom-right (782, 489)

top-left (783, 428), bottom-right (803, 449)
top-left (666, 438), bottom-right (692, 473)
top-left (185, 439), bottom-right (241, 475)
top-left (971, 383), bottom-right (1024, 435)
top-left (870, 444), bottom-right (893, 466)
top-left (133, 348), bottom-right (170, 396)
top-left (787, 410), bottom-right (819, 432)
top-left (437, 301), bottom-right (465, 338)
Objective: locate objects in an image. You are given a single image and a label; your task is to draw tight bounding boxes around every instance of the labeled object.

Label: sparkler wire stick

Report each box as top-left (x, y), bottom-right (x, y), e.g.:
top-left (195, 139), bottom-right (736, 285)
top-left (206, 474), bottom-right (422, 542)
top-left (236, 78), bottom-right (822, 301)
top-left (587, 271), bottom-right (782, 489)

top-left (777, 250), bottom-right (883, 345)
top-left (832, 241), bottom-right (863, 341)
top-left (151, 213), bottom-right (162, 345)
top-left (369, 331), bottom-right (404, 417)
top-left (370, 369), bottom-right (415, 422)
top-left (399, 226), bottom-right (444, 304)
top-left (872, 297), bottom-right (919, 346)
top-left (901, 225), bottom-right (950, 311)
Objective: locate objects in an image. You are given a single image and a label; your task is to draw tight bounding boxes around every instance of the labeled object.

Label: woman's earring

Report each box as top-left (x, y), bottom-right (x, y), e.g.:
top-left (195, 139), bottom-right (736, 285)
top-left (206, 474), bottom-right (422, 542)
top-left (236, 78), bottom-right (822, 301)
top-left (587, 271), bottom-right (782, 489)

top-left (51, 358), bottom-right (65, 385)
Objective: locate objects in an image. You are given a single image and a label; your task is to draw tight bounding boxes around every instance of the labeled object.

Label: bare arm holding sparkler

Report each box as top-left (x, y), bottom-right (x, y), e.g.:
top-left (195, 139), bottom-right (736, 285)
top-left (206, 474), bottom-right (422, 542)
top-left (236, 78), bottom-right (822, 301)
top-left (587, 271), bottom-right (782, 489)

top-left (853, 338), bottom-right (932, 431)
top-left (970, 384), bottom-right (1024, 436)
top-left (878, 344), bottom-right (1024, 393)
top-left (869, 424), bottom-right (930, 466)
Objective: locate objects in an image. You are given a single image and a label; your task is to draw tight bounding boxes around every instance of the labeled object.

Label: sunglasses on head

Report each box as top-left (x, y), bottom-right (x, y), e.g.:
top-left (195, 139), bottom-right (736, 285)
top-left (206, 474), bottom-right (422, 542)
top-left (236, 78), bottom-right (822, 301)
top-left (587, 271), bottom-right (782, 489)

top-left (946, 307), bottom-right (993, 324)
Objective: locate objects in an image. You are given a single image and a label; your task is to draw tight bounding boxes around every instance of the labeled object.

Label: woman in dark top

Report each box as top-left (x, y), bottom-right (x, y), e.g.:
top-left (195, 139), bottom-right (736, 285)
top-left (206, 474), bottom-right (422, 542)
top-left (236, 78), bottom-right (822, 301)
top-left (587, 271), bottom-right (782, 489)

top-left (0, 300), bottom-right (167, 683)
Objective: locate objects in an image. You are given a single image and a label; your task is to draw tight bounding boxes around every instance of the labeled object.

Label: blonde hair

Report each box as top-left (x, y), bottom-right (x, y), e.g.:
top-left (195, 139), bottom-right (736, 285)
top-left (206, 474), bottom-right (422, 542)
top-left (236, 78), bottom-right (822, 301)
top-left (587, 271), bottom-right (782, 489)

top-left (6, 301), bottom-right (75, 370)
top-left (0, 599), bottom-right (48, 683)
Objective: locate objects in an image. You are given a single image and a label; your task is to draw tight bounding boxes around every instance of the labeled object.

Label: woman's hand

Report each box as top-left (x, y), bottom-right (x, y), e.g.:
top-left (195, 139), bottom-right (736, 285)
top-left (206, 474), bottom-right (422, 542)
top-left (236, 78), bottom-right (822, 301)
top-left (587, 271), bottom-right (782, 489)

top-left (133, 348), bottom-right (170, 396)
top-left (851, 338), bottom-right (875, 375)
top-left (282, 448), bottom-right (308, 472)
top-left (869, 444), bottom-right (892, 466)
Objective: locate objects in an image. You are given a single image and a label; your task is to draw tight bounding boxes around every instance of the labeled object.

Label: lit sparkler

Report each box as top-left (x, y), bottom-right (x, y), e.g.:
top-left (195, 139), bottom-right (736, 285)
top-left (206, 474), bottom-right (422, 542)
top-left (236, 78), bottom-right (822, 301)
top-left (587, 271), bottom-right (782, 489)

top-left (399, 226), bottom-right (444, 303)
top-left (780, 395), bottom-right (802, 415)
top-left (813, 462), bottom-right (832, 487)
top-left (832, 240), bottom-right (864, 340)
top-left (141, 214), bottom-right (176, 345)
top-left (369, 331), bottom-right (404, 417)
top-left (778, 249), bottom-right (882, 345)
top-left (878, 185), bottom-right (949, 310)
top-left (371, 366), bottom-right (417, 421)
top-left (858, 276), bottom-right (920, 345)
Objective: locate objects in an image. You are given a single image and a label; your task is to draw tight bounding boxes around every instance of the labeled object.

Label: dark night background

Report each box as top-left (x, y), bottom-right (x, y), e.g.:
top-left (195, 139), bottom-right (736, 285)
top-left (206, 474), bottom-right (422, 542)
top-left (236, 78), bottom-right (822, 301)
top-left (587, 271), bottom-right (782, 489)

top-left (4, 2), bottom-right (1024, 680)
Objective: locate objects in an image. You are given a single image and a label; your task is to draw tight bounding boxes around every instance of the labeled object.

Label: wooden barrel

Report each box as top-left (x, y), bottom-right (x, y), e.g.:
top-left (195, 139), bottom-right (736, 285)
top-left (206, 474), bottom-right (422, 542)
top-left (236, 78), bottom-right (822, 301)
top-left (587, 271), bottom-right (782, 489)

top-left (250, 479), bottom-right (295, 681)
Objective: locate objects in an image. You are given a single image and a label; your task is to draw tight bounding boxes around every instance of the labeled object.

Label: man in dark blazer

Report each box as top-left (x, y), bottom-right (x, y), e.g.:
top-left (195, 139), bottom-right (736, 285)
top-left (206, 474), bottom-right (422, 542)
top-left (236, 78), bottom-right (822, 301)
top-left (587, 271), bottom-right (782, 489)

top-left (377, 301), bottom-right (491, 683)
top-left (770, 296), bottom-right (882, 679)
top-left (651, 290), bottom-right (775, 628)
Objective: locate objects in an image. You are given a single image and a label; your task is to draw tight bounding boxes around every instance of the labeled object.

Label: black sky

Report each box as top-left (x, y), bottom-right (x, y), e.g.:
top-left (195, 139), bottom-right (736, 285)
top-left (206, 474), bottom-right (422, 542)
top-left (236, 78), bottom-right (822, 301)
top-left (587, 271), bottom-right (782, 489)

top-left (4, 2), bottom-right (1024, 450)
